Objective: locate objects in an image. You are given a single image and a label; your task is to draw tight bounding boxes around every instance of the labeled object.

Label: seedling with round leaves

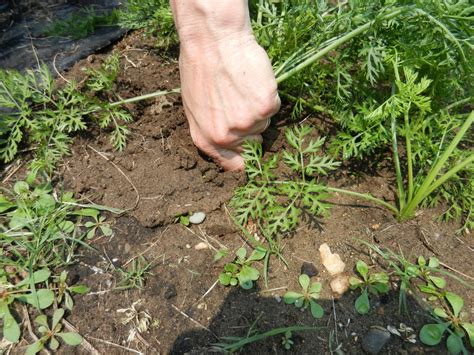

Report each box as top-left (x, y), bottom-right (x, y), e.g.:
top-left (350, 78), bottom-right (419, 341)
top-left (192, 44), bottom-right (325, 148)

top-left (349, 260), bottom-right (390, 315)
top-left (420, 292), bottom-right (473, 355)
top-left (411, 256), bottom-right (447, 301)
top-left (0, 269), bottom-right (54, 343)
top-left (281, 330), bottom-right (294, 350)
top-left (26, 308), bottom-right (83, 354)
top-left (54, 271), bottom-right (90, 311)
top-left (284, 274), bottom-right (324, 319)
top-left (219, 247), bottom-right (267, 290)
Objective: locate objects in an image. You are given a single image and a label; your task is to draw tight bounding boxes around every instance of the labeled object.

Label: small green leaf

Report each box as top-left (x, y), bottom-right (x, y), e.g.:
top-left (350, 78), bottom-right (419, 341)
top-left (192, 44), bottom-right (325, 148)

top-left (238, 265), bottom-right (259, 283)
top-left (65, 293), bottom-right (74, 311)
top-left (247, 247), bottom-right (266, 262)
top-left (230, 278), bottom-right (238, 286)
top-left (49, 336), bottom-right (60, 350)
top-left (224, 263), bottom-right (239, 274)
top-left (445, 292), bottom-right (464, 317)
top-left (433, 307), bottom-right (448, 319)
top-left (213, 249), bottom-right (228, 262)
top-left (20, 289), bottom-right (55, 309)
top-left (429, 276), bottom-right (446, 289)
top-left (70, 285), bottom-right (90, 294)
top-left (35, 314), bottom-right (49, 328)
top-left (25, 341), bottom-right (44, 355)
top-left (235, 248), bottom-right (247, 261)
top-left (295, 298), bottom-right (305, 308)
top-left (219, 273), bottom-right (231, 286)
top-left (179, 215), bottom-right (189, 226)
top-left (298, 274), bottom-right (310, 292)
top-left (0, 195), bottom-right (14, 213)
top-left (309, 282), bottom-right (322, 295)
top-left (419, 323), bottom-right (448, 346)
top-left (283, 292), bottom-right (304, 305)
top-left (349, 276), bottom-right (363, 288)
top-left (100, 224), bottom-right (113, 236)
top-left (461, 323), bottom-right (474, 347)
top-left (73, 208), bottom-right (100, 218)
top-left (13, 181), bottom-right (29, 194)
top-left (355, 288), bottom-right (370, 314)
top-left (428, 257), bottom-right (440, 268)
top-left (418, 256), bottom-right (426, 267)
top-left (3, 311), bottom-right (21, 342)
top-left (52, 308), bottom-right (65, 329)
top-left (17, 269), bottom-right (51, 287)
top-left (446, 333), bottom-right (464, 355)
top-left (57, 332), bottom-right (83, 346)
top-left (356, 260), bottom-right (369, 279)
top-left (309, 299), bottom-right (324, 319)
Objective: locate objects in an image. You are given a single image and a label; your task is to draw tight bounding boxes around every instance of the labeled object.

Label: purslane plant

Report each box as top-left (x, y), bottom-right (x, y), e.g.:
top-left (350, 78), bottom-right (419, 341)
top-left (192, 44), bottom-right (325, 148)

top-left (283, 274), bottom-right (324, 319)
top-left (349, 260), bottom-right (390, 315)
top-left (219, 247), bottom-right (267, 290)
top-left (420, 292), bottom-right (474, 355)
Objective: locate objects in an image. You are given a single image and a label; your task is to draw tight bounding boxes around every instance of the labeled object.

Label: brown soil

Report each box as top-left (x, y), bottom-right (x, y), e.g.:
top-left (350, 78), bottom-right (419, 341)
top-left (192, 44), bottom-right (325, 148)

top-left (37, 31), bottom-right (473, 354)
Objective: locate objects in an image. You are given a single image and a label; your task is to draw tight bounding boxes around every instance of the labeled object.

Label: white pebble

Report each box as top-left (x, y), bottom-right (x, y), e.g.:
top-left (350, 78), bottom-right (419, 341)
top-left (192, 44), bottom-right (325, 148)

top-left (194, 242), bottom-right (209, 250)
top-left (189, 212), bottom-right (206, 225)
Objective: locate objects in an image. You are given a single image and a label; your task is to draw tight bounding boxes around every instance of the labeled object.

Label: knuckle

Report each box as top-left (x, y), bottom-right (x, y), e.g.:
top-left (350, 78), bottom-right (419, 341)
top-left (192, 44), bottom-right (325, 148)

top-left (255, 90), bottom-right (281, 118)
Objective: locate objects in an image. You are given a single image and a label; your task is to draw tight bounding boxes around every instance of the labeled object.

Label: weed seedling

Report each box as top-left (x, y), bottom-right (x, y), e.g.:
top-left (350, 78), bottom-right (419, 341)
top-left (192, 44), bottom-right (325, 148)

top-left (284, 274), bottom-right (324, 319)
top-left (219, 247), bottom-right (266, 290)
top-left (0, 269), bottom-right (55, 342)
top-left (281, 330), bottom-right (294, 350)
top-left (420, 292), bottom-right (474, 354)
top-left (54, 271), bottom-right (89, 311)
top-left (413, 256), bottom-right (446, 301)
top-left (349, 260), bottom-right (389, 315)
top-left (26, 308), bottom-right (83, 354)
top-left (116, 257), bottom-right (153, 290)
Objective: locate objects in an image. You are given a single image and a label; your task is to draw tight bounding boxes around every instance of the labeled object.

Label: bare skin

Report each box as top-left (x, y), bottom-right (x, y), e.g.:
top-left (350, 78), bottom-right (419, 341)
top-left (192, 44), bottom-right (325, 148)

top-left (170, 0), bottom-right (281, 170)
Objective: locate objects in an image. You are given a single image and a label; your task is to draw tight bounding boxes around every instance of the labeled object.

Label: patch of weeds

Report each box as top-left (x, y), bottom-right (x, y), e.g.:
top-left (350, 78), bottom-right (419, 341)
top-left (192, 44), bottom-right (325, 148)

top-left (0, 269), bottom-right (54, 342)
top-left (284, 274), bottom-right (324, 319)
top-left (116, 256), bottom-right (154, 290)
top-left (54, 271), bottom-right (90, 311)
top-left (349, 260), bottom-right (389, 315)
top-left (0, 54), bottom-right (131, 175)
top-left (420, 292), bottom-right (474, 354)
top-left (117, 0), bottom-right (177, 49)
top-left (43, 6), bottom-right (119, 40)
top-left (26, 308), bottom-right (83, 354)
top-left (212, 312), bottom-right (319, 353)
top-left (218, 247), bottom-right (266, 290)
top-left (0, 180), bottom-right (115, 269)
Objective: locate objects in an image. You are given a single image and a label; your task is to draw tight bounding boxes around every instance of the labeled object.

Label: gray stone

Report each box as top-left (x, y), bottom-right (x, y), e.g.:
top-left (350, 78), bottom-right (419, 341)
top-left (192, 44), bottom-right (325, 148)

top-left (189, 212), bottom-right (206, 225)
top-left (300, 262), bottom-right (318, 277)
top-left (362, 326), bottom-right (391, 354)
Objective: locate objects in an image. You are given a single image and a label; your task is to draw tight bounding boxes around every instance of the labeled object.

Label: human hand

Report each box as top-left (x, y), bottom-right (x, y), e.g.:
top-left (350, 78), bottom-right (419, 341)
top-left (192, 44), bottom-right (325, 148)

top-left (171, 0), bottom-right (280, 170)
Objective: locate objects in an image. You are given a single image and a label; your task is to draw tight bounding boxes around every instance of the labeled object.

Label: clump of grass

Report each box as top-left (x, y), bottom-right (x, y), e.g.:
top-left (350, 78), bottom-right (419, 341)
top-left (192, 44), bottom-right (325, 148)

top-left (117, 0), bottom-right (177, 49)
top-left (44, 6), bottom-right (119, 40)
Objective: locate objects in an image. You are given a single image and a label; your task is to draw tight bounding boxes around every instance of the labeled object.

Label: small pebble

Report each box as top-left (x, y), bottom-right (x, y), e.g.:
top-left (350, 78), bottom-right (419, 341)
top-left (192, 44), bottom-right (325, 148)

top-left (185, 244), bottom-right (191, 249)
top-left (301, 262), bottom-right (318, 277)
top-left (189, 212), bottom-right (206, 225)
top-left (274, 295), bottom-right (282, 303)
top-left (362, 326), bottom-right (391, 354)
top-left (330, 274), bottom-right (350, 295)
top-left (194, 242), bottom-right (209, 250)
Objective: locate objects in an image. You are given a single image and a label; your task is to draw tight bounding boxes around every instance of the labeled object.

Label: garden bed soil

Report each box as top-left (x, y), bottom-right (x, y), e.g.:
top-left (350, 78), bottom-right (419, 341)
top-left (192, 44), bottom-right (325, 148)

top-left (16, 31), bottom-right (473, 354)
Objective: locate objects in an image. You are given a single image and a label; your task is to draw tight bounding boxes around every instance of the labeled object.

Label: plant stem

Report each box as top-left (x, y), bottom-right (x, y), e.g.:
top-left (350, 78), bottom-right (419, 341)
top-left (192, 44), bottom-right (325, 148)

top-left (391, 113), bottom-right (406, 211)
top-left (404, 106), bottom-right (414, 203)
top-left (109, 88), bottom-right (181, 107)
top-left (275, 8), bottom-right (405, 84)
top-left (269, 180), bottom-right (399, 215)
top-left (400, 110), bottom-right (473, 220)
top-left (326, 187), bottom-right (399, 216)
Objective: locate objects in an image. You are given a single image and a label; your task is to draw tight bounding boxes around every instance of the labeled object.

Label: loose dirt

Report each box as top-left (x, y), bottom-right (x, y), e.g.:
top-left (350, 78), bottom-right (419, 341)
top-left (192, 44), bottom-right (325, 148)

top-left (54, 32), bottom-right (473, 354)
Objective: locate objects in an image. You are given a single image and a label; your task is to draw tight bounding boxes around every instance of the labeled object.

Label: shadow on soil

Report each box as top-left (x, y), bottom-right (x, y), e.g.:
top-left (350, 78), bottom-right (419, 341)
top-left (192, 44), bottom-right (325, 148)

top-left (170, 285), bottom-right (434, 354)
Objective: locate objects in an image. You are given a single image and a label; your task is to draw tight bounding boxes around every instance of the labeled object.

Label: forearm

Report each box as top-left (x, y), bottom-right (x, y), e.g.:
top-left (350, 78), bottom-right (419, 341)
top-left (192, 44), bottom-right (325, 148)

top-left (170, 0), bottom-right (252, 45)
